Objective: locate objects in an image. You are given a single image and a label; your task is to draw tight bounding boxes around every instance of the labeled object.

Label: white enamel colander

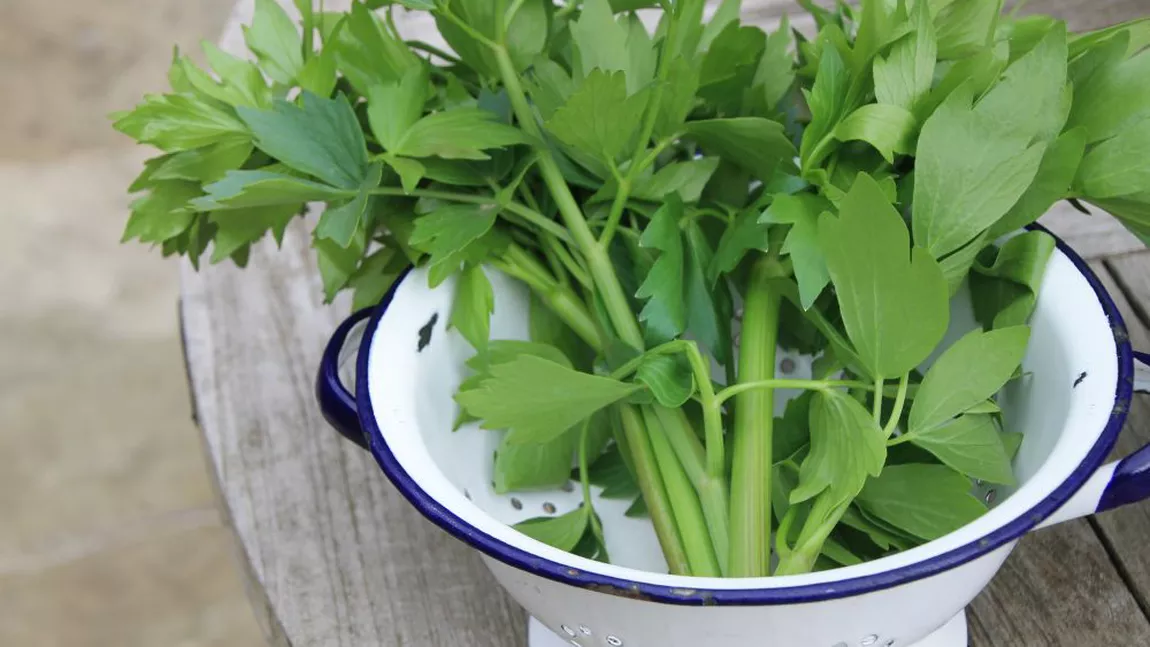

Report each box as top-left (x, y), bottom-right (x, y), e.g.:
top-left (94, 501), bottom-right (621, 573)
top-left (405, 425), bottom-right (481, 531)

top-left (317, 226), bottom-right (1150, 647)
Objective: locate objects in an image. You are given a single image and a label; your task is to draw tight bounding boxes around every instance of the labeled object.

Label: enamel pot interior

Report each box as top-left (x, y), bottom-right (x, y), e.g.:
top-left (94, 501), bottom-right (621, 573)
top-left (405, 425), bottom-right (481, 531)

top-left (354, 231), bottom-right (1130, 605)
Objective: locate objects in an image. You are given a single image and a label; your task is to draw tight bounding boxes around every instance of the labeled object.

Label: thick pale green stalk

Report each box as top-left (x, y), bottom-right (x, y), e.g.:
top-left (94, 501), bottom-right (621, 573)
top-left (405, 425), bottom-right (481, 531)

top-left (729, 258), bottom-right (783, 577)
top-left (495, 244), bottom-right (602, 348)
top-left (641, 408), bottom-right (720, 576)
top-left (774, 498), bottom-right (850, 576)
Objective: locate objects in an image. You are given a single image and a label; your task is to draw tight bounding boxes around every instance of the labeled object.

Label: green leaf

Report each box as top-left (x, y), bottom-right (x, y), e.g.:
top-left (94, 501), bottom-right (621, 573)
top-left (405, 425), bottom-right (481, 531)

top-left (634, 354), bottom-right (695, 408)
top-left (584, 443), bottom-right (641, 499)
top-left (1002, 431), bottom-right (1025, 461)
top-left (210, 204), bottom-right (299, 263)
top-left (382, 155), bottom-right (426, 194)
top-left (410, 204), bottom-right (499, 285)
top-left (348, 247), bottom-right (409, 310)
top-left (800, 45), bottom-right (849, 169)
top-left (178, 45), bottom-right (269, 109)
top-left (456, 355), bottom-right (641, 445)
top-left (1067, 48), bottom-right (1150, 144)
top-left (970, 231), bottom-right (1056, 330)
top-left (367, 66), bottom-right (429, 152)
top-left (113, 94), bottom-right (249, 153)
top-left (762, 193), bottom-right (833, 310)
top-left (791, 389), bottom-right (886, 507)
top-left (528, 59), bottom-right (577, 121)
top-left (834, 103), bottom-right (917, 164)
top-left (917, 40), bottom-right (1009, 122)
top-left (298, 46), bottom-right (338, 97)
top-left (990, 128), bottom-right (1087, 238)
top-left (976, 23), bottom-right (1069, 145)
top-left (820, 173), bottom-right (949, 379)
top-left (122, 181), bottom-right (200, 244)
top-left (238, 93), bottom-right (367, 189)
top-left (636, 197), bottom-right (687, 342)
top-left (623, 13), bottom-right (657, 93)
top-left (1069, 18), bottom-right (1150, 59)
top-left (625, 496), bottom-right (648, 518)
top-left (151, 139), bottom-right (254, 184)
top-left (335, 1), bottom-right (419, 94)
top-left (396, 108), bottom-right (529, 161)
top-left (912, 85), bottom-right (1046, 258)
top-left (710, 209), bottom-right (769, 282)
top-left (1076, 120), bottom-right (1150, 199)
top-left (684, 118), bottom-right (796, 183)
top-left (752, 16), bottom-right (796, 113)
top-left (903, 414), bottom-right (1016, 485)
top-left (774, 391), bottom-right (813, 464)
top-left (495, 430), bottom-right (577, 494)
top-left (450, 264), bottom-right (494, 352)
top-left (546, 69), bottom-right (648, 164)
top-left (683, 221), bottom-right (732, 365)
top-left (513, 507), bottom-right (589, 552)
top-left (874, 0), bottom-right (936, 113)
top-left (317, 163), bottom-right (384, 246)
top-left (934, 0), bottom-right (1001, 60)
top-left (314, 234), bottom-right (366, 301)
top-left (858, 464), bottom-right (987, 541)
top-left (243, 0), bottom-right (304, 85)
top-left (571, 0), bottom-right (630, 78)
top-left (194, 170), bottom-right (346, 210)
top-left (529, 294), bottom-right (591, 371)
top-left (938, 232), bottom-right (988, 296)
top-left (698, 23), bottom-right (766, 114)
top-left (631, 158), bottom-right (719, 204)
top-left (909, 326), bottom-right (1030, 433)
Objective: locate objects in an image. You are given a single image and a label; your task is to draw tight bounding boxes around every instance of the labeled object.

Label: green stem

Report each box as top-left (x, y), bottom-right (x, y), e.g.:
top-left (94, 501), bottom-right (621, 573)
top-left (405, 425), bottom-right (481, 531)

top-left (873, 377), bottom-right (884, 426)
top-left (618, 404), bottom-right (692, 575)
top-left (405, 40), bottom-right (462, 64)
top-left (598, 178), bottom-right (631, 249)
top-left (883, 374), bottom-right (910, 438)
top-left (543, 235), bottom-right (591, 289)
top-left (714, 379), bottom-right (871, 407)
top-left (774, 497), bottom-right (850, 576)
top-left (641, 408), bottom-right (720, 576)
top-left (728, 259), bottom-right (782, 577)
top-left (494, 244), bottom-right (601, 349)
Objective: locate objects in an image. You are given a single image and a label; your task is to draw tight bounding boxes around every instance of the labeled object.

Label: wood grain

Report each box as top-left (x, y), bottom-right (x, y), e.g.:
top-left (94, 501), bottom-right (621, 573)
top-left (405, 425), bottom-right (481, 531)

top-left (184, 2), bottom-right (1150, 646)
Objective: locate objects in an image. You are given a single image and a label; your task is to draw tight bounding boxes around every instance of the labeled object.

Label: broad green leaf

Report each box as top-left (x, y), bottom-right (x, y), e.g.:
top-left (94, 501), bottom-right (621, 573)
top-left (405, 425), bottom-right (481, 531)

top-left (684, 118), bottom-right (796, 183)
top-left (904, 414), bottom-right (1016, 485)
top-left (113, 94), bottom-right (248, 152)
top-left (800, 45), bottom-right (849, 170)
top-left (698, 23), bottom-right (766, 114)
top-left (970, 231), bottom-right (1056, 330)
top-left (450, 264), bottom-right (494, 351)
top-left (1069, 18), bottom-right (1150, 59)
top-left (203, 43), bottom-right (269, 106)
top-left (1067, 48), bottom-right (1150, 144)
top-left (571, 0), bottom-right (630, 78)
top-left (934, 0), bottom-right (1002, 60)
top-left (632, 158), bottom-right (720, 204)
top-left (317, 163), bottom-right (384, 246)
top-left (382, 155), bottom-right (426, 195)
top-left (976, 24), bottom-right (1069, 145)
top-left (938, 232), bottom-right (988, 296)
top-left (528, 294), bottom-right (591, 370)
top-left (820, 174), bottom-right (949, 379)
top-left (917, 41), bottom-right (1008, 121)
top-left (335, 1), bottom-right (419, 93)
top-left (396, 108), bottom-right (529, 161)
top-left (494, 430), bottom-right (577, 493)
top-left (546, 69), bottom-right (648, 164)
top-left (653, 58), bottom-right (700, 139)
top-left (513, 507), bottom-right (589, 551)
top-left (348, 247), bottom-right (408, 310)
top-left (790, 389), bottom-right (886, 507)
top-left (410, 204), bottom-right (499, 285)
top-left (1089, 193), bottom-right (1150, 247)
top-left (1076, 120), bottom-right (1150, 199)
top-left (990, 128), bottom-right (1087, 238)
top-left (243, 0), bottom-right (304, 85)
top-left (858, 464), bottom-right (987, 540)
top-left (469, 340), bottom-right (574, 375)
top-left (636, 197), bottom-right (687, 341)
top-left (699, 0), bottom-right (742, 51)
top-left (683, 221), bottom-right (732, 365)
top-left (762, 193), bottom-right (833, 310)
top-left (773, 391), bottom-right (813, 464)
top-left (194, 169), bottom-right (346, 210)
top-left (210, 204), bottom-right (298, 264)
top-left (298, 46), bottom-right (338, 97)
top-left (874, 0), bottom-right (936, 112)
top-left (834, 103), bottom-right (917, 163)
top-left (840, 505), bottom-right (913, 552)
top-left (367, 65), bottom-right (429, 152)
top-left (1002, 431), bottom-right (1025, 460)
top-left (151, 139), bottom-right (253, 184)
top-left (710, 209), bottom-right (769, 282)
top-left (238, 93), bottom-right (367, 189)
top-left (456, 355), bottom-right (642, 445)
top-left (528, 59), bottom-right (576, 121)
top-left (851, 0), bottom-right (908, 73)
top-left (623, 13), bottom-right (657, 93)
top-left (752, 16), bottom-right (796, 113)
top-left (314, 233), bottom-right (366, 301)
top-left (912, 86), bottom-right (1046, 258)
top-left (122, 181), bottom-right (200, 244)
top-left (634, 354), bottom-right (695, 408)
top-left (909, 326), bottom-right (1030, 433)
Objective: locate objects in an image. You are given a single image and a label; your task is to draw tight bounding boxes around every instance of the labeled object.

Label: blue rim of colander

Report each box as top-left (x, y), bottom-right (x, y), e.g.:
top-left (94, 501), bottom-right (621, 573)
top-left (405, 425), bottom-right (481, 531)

top-left (355, 224), bottom-right (1134, 606)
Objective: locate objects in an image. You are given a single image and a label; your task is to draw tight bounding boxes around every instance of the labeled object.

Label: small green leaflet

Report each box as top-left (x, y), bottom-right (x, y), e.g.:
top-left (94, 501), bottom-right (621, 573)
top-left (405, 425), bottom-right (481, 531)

top-left (151, 139), bottom-right (254, 185)
top-left (698, 22), bottom-right (766, 115)
top-left (571, 0), bottom-right (631, 79)
top-left (933, 0), bottom-right (1001, 60)
top-left (409, 204), bottom-right (499, 287)
top-left (636, 198), bottom-right (687, 342)
top-left (456, 355), bottom-right (641, 445)
top-left (909, 326), bottom-right (1031, 434)
top-left (634, 354), bottom-right (695, 408)
top-left (790, 389), bottom-right (886, 508)
top-left (175, 45), bottom-right (270, 109)
top-left (315, 233), bottom-right (366, 302)
top-left (336, 1), bottom-right (419, 93)
top-left (210, 204), bottom-right (298, 264)
top-left (450, 264), bottom-right (494, 352)
top-left (654, 58), bottom-right (701, 139)
top-left (912, 85), bottom-right (1046, 258)
top-left (858, 464), bottom-right (987, 541)
top-left (367, 65), bottom-right (429, 152)
top-left (820, 173), bottom-right (949, 379)
top-left (683, 221), bottom-right (733, 365)
top-left (122, 181), bottom-right (201, 244)
top-left (990, 128), bottom-right (1087, 238)
top-left (1076, 120), bottom-right (1150, 199)
top-left (751, 16), bottom-right (796, 114)
top-left (546, 69), bottom-right (649, 164)
top-left (584, 444), bottom-right (641, 500)
top-left (348, 247), bottom-right (408, 310)
top-left (762, 193), bottom-right (833, 310)
top-left (916, 39), bottom-right (1008, 123)
top-left (800, 45), bottom-right (849, 170)
top-left (773, 391), bottom-right (813, 464)
top-left (495, 429), bottom-right (578, 494)
top-left (1067, 47), bottom-right (1150, 144)
top-left (902, 414), bottom-right (1016, 485)
top-left (975, 24), bottom-right (1070, 144)
top-left (970, 232), bottom-right (1056, 330)
top-left (840, 505), bottom-right (913, 552)
top-left (1069, 18), bottom-right (1150, 59)
top-left (873, 0), bottom-right (936, 113)
top-left (683, 118), bottom-right (797, 183)
top-left (710, 209), bottom-right (769, 282)
top-left (112, 94), bottom-right (249, 153)
top-left (631, 158), bottom-right (720, 204)
top-left (243, 0), bottom-right (304, 85)
top-left (514, 506), bottom-right (589, 552)
top-left (834, 103), bottom-right (917, 164)
top-left (317, 163), bottom-right (384, 246)
top-left (194, 169), bottom-right (347, 210)
top-left (938, 232), bottom-right (989, 296)
top-left (394, 108), bottom-right (530, 161)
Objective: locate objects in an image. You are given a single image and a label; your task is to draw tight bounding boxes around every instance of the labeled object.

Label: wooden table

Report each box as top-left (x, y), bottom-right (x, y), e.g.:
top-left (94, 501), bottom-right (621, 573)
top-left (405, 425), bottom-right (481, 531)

top-left (182, 2), bottom-right (1150, 645)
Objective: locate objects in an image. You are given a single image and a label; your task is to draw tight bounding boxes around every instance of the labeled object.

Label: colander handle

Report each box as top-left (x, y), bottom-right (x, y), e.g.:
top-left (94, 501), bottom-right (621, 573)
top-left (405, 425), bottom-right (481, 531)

top-left (1039, 351), bottom-right (1150, 528)
top-left (315, 308), bottom-right (374, 451)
